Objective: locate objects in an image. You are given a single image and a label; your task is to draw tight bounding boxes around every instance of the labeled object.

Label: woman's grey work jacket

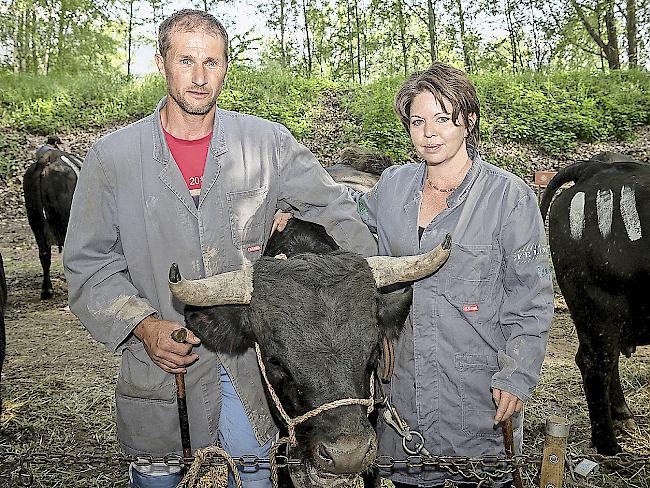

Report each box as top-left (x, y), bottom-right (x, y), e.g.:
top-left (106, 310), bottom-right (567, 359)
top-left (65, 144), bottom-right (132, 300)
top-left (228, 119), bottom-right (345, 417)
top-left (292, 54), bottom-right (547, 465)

top-left (356, 152), bottom-right (553, 486)
top-left (63, 97), bottom-right (378, 457)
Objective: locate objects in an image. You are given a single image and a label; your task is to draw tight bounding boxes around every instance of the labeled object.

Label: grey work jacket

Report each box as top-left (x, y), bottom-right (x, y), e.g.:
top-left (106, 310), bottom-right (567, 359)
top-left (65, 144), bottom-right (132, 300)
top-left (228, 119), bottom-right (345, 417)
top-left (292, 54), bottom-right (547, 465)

top-left (357, 152), bottom-right (553, 486)
top-left (63, 97), bottom-right (378, 457)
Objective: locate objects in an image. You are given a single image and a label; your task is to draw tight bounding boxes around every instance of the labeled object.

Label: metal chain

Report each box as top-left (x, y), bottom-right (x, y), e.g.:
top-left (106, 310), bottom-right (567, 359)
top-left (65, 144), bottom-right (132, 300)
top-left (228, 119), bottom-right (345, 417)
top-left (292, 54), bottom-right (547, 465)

top-left (2, 449), bottom-right (650, 487)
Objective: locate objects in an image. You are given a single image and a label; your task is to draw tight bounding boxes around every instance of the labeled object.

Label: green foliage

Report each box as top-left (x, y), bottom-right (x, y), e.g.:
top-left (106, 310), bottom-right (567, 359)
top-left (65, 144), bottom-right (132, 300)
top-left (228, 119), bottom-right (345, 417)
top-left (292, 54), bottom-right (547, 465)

top-left (341, 76), bottom-right (414, 162)
top-left (218, 67), bottom-right (335, 140)
top-left (0, 72), bottom-right (165, 134)
top-left (476, 69), bottom-right (650, 155)
top-left (343, 69), bottom-right (650, 160)
top-left (1, 68), bottom-right (648, 167)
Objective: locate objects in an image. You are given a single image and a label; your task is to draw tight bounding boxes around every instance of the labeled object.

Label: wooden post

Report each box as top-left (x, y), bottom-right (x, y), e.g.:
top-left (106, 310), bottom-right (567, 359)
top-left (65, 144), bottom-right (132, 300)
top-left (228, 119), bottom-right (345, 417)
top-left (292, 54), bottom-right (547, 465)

top-left (539, 415), bottom-right (570, 488)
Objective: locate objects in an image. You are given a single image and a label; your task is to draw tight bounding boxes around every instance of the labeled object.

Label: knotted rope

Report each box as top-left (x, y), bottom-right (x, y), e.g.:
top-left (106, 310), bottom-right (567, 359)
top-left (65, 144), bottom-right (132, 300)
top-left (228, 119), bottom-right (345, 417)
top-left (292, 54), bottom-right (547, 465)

top-left (177, 445), bottom-right (242, 488)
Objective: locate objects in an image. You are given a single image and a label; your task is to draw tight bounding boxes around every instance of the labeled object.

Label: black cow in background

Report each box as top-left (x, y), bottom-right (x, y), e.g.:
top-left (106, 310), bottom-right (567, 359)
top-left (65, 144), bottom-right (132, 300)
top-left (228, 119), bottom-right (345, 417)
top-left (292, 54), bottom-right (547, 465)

top-left (24, 137), bottom-right (82, 299)
top-left (541, 152), bottom-right (650, 454)
top-left (0, 252), bottom-right (7, 413)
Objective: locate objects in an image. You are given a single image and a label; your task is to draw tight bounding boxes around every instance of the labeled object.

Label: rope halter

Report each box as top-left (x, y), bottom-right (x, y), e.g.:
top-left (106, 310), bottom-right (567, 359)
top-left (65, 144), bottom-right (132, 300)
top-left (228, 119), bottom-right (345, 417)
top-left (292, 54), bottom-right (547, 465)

top-left (254, 342), bottom-right (375, 448)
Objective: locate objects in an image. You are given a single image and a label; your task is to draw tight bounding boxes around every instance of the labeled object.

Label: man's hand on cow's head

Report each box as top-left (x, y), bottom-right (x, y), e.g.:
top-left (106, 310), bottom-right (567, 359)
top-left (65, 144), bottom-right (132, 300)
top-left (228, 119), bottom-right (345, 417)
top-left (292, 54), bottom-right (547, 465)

top-left (270, 211), bottom-right (292, 236)
top-left (133, 315), bottom-right (201, 374)
top-left (492, 388), bottom-right (523, 425)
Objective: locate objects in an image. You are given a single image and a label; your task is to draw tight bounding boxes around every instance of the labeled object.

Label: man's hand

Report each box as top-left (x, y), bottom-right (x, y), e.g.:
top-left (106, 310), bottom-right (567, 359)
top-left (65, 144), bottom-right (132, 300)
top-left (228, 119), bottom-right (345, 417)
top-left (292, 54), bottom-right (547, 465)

top-left (493, 388), bottom-right (524, 425)
top-left (133, 315), bottom-right (201, 374)
top-left (270, 211), bottom-right (292, 236)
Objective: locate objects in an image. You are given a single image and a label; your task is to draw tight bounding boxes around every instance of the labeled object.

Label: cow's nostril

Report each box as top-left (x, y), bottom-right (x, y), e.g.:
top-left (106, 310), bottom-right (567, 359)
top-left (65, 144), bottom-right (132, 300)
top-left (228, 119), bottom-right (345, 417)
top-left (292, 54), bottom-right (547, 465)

top-left (317, 443), bottom-right (335, 467)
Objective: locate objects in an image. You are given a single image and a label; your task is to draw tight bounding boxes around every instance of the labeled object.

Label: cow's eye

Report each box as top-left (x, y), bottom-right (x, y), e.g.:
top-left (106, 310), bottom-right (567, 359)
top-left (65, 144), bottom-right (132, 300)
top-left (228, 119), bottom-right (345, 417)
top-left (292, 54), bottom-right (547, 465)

top-left (266, 356), bottom-right (292, 380)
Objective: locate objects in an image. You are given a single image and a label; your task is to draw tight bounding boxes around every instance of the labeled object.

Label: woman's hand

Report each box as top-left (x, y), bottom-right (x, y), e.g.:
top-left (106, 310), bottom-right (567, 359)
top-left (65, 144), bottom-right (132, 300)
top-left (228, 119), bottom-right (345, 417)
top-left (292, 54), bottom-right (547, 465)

top-left (270, 211), bottom-right (292, 236)
top-left (492, 388), bottom-right (523, 425)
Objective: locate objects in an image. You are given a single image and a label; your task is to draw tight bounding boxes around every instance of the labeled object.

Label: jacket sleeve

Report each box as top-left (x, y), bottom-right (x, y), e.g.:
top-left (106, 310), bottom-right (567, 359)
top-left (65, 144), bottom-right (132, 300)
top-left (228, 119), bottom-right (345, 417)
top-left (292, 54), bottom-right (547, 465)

top-left (276, 126), bottom-right (378, 256)
top-left (63, 146), bottom-right (157, 352)
top-left (491, 191), bottom-right (554, 402)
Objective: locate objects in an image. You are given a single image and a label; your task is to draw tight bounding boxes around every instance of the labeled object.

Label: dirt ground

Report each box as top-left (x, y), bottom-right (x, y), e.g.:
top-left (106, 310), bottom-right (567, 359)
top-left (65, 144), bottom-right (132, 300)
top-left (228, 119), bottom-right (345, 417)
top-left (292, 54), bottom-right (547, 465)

top-left (1, 127), bottom-right (650, 487)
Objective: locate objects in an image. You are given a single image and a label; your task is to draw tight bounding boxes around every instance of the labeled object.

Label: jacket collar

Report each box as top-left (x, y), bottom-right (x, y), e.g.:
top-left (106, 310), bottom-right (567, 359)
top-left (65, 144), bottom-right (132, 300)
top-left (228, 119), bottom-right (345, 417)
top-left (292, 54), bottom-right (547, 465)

top-left (151, 96), bottom-right (228, 164)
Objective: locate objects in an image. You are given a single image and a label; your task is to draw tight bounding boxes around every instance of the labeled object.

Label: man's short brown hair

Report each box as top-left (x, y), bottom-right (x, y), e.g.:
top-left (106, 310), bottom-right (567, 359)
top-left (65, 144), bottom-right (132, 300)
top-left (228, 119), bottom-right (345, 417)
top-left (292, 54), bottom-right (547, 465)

top-left (158, 9), bottom-right (229, 64)
top-left (394, 62), bottom-right (480, 148)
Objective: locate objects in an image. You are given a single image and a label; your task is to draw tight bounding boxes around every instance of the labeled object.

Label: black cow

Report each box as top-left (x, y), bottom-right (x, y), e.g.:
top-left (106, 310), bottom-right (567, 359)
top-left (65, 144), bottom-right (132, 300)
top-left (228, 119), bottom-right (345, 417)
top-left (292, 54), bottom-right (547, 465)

top-left (170, 225), bottom-right (450, 486)
top-left (540, 152), bottom-right (650, 454)
top-left (0, 252), bottom-right (7, 413)
top-left (24, 147), bottom-right (82, 299)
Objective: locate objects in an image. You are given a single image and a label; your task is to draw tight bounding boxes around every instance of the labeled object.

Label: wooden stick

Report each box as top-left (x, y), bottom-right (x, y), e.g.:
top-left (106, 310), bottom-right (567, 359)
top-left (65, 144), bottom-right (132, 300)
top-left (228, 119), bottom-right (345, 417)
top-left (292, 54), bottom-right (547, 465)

top-left (502, 417), bottom-right (524, 488)
top-left (172, 328), bottom-right (192, 459)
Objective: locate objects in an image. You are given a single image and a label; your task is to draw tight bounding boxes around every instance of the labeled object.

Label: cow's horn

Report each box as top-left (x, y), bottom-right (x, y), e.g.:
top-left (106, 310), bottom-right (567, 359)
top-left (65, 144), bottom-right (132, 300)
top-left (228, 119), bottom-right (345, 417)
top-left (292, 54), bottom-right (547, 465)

top-left (366, 234), bottom-right (452, 288)
top-left (168, 263), bottom-right (253, 306)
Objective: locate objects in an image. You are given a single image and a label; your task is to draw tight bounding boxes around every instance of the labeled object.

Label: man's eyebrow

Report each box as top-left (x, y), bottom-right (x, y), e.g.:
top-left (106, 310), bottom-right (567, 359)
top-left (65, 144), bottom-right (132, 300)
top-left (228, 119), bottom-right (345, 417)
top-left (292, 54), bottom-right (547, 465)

top-left (410, 111), bottom-right (449, 118)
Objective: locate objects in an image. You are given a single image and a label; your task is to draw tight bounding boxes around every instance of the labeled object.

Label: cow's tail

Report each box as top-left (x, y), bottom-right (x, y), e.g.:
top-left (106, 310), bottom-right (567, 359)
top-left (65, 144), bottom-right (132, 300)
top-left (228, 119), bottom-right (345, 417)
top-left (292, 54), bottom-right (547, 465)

top-left (338, 144), bottom-right (394, 175)
top-left (540, 161), bottom-right (593, 220)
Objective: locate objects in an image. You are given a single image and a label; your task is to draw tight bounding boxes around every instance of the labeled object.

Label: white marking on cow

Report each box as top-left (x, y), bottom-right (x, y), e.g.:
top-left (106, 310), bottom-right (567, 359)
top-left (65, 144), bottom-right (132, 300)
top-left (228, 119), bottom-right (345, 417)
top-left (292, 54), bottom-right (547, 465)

top-left (596, 189), bottom-right (613, 238)
top-left (60, 154), bottom-right (81, 179)
top-left (620, 186), bottom-right (642, 241)
top-left (569, 192), bottom-right (585, 240)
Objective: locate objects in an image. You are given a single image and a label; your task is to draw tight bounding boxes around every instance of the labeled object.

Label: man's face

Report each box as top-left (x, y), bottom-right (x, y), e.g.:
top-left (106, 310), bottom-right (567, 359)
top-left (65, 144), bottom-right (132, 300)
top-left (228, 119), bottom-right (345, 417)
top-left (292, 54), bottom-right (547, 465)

top-left (156, 28), bottom-right (228, 116)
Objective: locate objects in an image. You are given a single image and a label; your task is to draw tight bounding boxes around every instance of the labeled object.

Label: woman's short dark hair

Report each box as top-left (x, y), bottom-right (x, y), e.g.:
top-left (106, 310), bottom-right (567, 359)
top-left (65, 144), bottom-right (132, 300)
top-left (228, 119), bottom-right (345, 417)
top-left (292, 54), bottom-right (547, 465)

top-left (394, 62), bottom-right (480, 148)
top-left (158, 9), bottom-right (229, 64)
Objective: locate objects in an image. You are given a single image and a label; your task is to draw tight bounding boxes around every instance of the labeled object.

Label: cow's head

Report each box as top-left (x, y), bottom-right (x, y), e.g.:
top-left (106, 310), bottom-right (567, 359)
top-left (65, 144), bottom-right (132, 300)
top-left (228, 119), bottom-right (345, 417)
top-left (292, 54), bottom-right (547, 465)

top-left (169, 236), bottom-right (450, 486)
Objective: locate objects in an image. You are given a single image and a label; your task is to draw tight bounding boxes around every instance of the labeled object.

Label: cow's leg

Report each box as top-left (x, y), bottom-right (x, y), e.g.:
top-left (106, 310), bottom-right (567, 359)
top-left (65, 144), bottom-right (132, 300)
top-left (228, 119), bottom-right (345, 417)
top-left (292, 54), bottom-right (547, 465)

top-left (575, 343), bottom-right (621, 454)
top-left (609, 361), bottom-right (636, 430)
top-left (38, 243), bottom-right (53, 300)
top-left (361, 468), bottom-right (380, 487)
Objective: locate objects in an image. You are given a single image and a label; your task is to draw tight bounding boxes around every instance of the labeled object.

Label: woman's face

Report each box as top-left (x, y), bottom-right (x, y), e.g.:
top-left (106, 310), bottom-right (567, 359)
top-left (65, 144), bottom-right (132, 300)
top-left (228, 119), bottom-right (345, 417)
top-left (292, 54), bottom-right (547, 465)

top-left (408, 91), bottom-right (474, 166)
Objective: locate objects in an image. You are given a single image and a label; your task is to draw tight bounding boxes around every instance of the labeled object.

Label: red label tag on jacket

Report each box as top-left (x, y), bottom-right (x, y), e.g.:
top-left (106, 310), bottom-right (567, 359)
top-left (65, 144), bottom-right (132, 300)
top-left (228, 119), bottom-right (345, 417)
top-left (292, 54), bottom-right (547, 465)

top-left (247, 245), bottom-right (262, 253)
top-left (463, 304), bottom-right (479, 312)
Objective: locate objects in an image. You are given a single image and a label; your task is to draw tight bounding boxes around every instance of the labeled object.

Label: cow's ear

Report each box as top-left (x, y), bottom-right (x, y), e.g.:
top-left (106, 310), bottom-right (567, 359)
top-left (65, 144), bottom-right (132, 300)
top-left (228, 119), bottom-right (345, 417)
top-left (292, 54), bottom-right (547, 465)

top-left (184, 305), bottom-right (254, 354)
top-left (377, 287), bottom-right (413, 341)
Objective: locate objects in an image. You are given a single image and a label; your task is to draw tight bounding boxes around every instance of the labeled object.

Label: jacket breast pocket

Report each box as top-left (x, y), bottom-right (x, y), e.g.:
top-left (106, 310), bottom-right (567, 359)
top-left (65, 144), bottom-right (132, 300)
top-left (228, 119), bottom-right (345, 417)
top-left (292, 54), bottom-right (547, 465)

top-left (455, 353), bottom-right (501, 439)
top-left (227, 186), bottom-right (269, 250)
top-left (444, 243), bottom-right (496, 306)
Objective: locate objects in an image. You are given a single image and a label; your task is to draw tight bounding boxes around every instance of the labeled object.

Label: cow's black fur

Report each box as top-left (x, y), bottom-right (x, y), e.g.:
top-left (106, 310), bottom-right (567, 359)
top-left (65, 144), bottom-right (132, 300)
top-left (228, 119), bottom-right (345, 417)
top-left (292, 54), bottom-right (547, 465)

top-left (23, 149), bottom-right (79, 299)
top-left (0, 252), bottom-right (7, 413)
top-left (541, 152), bottom-right (650, 454)
top-left (184, 219), bottom-right (413, 487)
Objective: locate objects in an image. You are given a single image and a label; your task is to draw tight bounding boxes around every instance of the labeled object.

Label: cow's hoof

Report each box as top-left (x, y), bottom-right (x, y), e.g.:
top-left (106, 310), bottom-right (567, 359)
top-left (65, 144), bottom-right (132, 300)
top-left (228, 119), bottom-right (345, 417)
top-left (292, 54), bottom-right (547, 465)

top-left (615, 417), bottom-right (638, 432)
top-left (40, 289), bottom-right (54, 300)
top-left (593, 437), bottom-right (623, 455)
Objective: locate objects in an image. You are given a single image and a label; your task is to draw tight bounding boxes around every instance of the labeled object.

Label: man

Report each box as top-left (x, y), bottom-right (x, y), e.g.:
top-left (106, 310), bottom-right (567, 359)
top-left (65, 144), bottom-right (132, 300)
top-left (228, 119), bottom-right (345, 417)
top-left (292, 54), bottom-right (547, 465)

top-left (63, 9), bottom-right (377, 488)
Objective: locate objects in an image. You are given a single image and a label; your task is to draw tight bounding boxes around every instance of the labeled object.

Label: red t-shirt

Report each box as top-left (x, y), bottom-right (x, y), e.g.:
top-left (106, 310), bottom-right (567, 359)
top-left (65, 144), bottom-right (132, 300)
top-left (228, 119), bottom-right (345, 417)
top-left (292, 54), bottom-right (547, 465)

top-left (163, 127), bottom-right (212, 206)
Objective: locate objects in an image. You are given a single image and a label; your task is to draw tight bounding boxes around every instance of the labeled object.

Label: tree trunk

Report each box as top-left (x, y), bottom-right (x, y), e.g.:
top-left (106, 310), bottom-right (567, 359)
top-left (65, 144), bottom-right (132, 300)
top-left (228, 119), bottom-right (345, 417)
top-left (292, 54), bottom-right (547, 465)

top-left (127, 0), bottom-right (134, 78)
top-left (302, 0), bottom-right (312, 75)
top-left (354, 0), bottom-right (362, 83)
top-left (528, 0), bottom-right (541, 69)
top-left (396, 0), bottom-right (408, 76)
top-left (603, 0), bottom-right (620, 69)
top-left (571, 0), bottom-right (620, 69)
top-left (456, 0), bottom-right (471, 72)
top-left (427, 0), bottom-right (437, 62)
top-left (625, 0), bottom-right (637, 68)
top-left (280, 0), bottom-right (287, 68)
top-left (505, 0), bottom-right (518, 73)
top-left (56, 0), bottom-right (66, 69)
top-left (346, 0), bottom-right (355, 81)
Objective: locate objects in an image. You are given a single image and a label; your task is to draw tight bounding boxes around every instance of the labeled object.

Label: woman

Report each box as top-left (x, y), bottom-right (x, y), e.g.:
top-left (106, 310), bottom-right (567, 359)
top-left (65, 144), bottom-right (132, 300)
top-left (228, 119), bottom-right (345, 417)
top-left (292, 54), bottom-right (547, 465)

top-left (273, 62), bottom-right (553, 486)
top-left (355, 62), bottom-right (553, 487)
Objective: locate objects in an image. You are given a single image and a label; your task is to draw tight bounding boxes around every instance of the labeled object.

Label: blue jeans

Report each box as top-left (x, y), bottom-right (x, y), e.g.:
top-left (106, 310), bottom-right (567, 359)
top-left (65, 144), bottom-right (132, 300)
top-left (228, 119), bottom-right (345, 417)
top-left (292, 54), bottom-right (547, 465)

top-left (129, 367), bottom-right (273, 488)
top-left (219, 366), bottom-right (273, 488)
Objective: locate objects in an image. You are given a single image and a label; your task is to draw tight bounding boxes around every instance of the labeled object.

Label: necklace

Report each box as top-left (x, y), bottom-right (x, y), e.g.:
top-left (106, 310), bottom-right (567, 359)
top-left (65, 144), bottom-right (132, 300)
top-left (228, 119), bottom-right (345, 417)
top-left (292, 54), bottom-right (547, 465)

top-left (425, 157), bottom-right (472, 194)
top-left (425, 179), bottom-right (457, 193)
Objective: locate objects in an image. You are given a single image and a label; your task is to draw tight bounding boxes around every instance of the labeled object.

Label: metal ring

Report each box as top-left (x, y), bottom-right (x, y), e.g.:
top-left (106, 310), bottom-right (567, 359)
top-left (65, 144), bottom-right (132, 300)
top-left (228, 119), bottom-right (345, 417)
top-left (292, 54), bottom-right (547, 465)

top-left (402, 430), bottom-right (426, 455)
